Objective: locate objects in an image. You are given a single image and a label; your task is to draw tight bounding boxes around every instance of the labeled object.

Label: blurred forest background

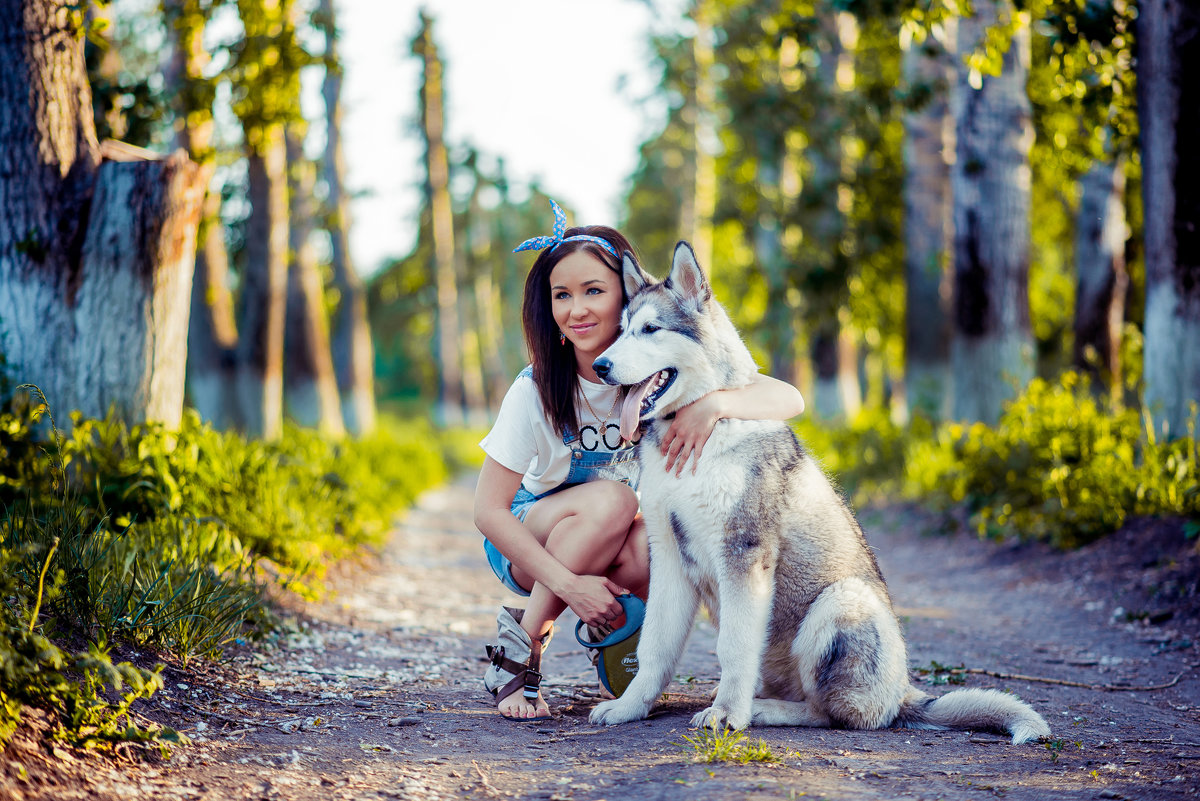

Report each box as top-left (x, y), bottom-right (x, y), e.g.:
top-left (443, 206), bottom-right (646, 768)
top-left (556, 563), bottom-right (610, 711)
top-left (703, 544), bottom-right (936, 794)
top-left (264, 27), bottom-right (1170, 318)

top-left (0, 0), bottom-right (1197, 756)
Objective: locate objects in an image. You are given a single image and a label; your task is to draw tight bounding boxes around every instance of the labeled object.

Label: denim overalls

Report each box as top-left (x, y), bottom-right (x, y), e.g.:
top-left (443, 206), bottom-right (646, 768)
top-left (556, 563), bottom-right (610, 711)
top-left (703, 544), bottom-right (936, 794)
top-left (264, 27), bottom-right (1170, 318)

top-left (484, 373), bottom-right (639, 596)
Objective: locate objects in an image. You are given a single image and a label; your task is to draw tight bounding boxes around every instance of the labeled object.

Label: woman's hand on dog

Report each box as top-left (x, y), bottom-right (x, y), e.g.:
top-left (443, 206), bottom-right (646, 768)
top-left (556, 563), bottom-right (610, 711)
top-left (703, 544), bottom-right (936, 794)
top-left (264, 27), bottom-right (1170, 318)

top-left (663, 374), bottom-right (806, 476)
top-left (561, 575), bottom-right (628, 626)
top-left (662, 394), bottom-right (721, 476)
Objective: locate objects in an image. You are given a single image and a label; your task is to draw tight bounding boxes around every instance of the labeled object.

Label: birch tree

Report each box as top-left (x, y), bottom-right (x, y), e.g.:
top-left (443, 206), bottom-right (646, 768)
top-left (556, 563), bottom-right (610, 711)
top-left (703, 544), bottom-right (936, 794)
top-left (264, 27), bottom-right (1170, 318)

top-left (0, 1), bottom-right (205, 427)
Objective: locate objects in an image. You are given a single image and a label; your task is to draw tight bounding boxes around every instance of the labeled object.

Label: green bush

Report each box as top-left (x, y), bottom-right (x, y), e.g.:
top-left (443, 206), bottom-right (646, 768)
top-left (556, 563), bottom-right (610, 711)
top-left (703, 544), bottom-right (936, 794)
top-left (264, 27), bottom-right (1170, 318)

top-left (0, 531), bottom-right (184, 752)
top-left (794, 407), bottom-right (919, 502)
top-left (1, 388), bottom-right (461, 749)
top-left (797, 373), bottom-right (1199, 549)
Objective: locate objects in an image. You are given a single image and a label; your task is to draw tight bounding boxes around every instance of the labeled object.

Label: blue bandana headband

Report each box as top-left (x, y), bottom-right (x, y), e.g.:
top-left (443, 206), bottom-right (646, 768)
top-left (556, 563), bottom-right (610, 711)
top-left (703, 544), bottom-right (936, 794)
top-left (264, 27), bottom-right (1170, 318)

top-left (512, 199), bottom-right (618, 259)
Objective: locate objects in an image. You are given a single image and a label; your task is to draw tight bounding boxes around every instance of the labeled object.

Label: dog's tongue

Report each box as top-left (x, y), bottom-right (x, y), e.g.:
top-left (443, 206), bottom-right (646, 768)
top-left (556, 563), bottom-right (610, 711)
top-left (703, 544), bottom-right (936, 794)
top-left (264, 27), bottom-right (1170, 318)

top-left (619, 376), bottom-right (656, 443)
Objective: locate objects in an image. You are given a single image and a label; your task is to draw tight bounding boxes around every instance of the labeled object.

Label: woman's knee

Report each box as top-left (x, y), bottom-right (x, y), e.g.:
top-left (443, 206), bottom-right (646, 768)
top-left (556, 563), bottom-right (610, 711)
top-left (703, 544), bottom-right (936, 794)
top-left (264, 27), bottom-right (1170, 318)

top-left (577, 480), bottom-right (639, 531)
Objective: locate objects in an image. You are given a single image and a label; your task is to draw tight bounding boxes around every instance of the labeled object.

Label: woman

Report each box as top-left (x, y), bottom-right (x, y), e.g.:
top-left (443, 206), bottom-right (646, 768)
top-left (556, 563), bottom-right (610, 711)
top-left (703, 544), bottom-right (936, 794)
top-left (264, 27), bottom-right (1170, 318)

top-left (475, 200), bottom-right (805, 721)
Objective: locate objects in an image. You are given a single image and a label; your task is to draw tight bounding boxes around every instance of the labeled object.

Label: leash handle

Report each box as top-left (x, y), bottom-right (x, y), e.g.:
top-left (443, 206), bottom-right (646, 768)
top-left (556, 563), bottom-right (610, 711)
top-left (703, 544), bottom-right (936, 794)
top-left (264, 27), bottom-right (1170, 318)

top-left (574, 594), bottom-right (645, 648)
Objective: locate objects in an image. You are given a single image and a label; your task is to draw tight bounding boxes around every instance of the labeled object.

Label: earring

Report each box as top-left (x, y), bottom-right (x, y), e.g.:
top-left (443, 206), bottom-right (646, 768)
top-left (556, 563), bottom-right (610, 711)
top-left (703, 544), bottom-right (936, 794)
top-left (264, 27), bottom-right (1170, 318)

top-left (560, 332), bottom-right (567, 346)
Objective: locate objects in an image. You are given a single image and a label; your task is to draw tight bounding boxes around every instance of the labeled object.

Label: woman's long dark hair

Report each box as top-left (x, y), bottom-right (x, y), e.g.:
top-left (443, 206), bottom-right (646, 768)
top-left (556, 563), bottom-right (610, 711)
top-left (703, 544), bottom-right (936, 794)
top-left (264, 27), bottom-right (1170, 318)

top-left (521, 225), bottom-right (638, 436)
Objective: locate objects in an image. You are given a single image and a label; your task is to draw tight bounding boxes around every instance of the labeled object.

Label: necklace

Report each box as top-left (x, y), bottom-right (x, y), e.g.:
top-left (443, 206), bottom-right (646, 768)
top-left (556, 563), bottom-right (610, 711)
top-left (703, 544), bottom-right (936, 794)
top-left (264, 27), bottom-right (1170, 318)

top-left (580, 385), bottom-right (620, 426)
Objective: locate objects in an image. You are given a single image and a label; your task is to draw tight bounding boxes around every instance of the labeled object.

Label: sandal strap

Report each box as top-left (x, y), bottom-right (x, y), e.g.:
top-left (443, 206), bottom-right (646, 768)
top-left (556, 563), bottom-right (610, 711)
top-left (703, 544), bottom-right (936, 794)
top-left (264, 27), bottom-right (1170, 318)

top-left (486, 637), bottom-right (544, 704)
top-left (485, 645), bottom-right (530, 677)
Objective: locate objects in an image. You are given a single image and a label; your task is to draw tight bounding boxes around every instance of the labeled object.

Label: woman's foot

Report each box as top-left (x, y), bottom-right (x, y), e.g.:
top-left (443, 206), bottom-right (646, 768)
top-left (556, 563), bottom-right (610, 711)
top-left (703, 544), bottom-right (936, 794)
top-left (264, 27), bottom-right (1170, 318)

top-left (497, 687), bottom-right (550, 720)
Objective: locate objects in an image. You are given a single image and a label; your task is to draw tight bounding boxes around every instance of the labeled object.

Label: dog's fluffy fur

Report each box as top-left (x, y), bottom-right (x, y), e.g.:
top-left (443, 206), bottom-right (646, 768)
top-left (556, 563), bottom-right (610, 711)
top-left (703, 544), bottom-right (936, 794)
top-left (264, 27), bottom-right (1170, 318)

top-left (587, 242), bottom-right (1051, 745)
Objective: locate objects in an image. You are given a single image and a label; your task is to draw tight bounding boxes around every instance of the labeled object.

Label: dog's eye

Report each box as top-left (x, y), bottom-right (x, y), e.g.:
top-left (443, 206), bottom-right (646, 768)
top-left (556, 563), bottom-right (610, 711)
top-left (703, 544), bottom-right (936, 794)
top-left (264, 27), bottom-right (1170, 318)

top-left (642, 323), bottom-right (659, 334)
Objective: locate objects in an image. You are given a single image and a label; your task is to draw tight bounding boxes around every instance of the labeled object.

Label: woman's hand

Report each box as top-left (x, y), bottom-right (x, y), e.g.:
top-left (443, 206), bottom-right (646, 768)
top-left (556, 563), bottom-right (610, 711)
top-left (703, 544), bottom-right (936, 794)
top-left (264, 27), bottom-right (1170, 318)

top-left (660, 373), bottom-right (805, 476)
top-left (661, 392), bottom-right (722, 476)
top-left (559, 574), bottom-right (627, 627)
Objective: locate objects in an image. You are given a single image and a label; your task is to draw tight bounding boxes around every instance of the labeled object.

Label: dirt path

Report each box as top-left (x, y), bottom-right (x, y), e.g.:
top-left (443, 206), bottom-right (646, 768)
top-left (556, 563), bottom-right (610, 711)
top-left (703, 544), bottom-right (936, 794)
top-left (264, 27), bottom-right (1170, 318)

top-left (7, 474), bottom-right (1199, 800)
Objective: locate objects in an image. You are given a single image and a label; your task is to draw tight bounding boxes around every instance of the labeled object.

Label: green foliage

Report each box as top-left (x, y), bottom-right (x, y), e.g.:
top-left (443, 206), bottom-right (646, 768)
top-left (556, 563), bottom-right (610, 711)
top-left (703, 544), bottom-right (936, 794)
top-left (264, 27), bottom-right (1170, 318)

top-left (794, 407), bottom-right (917, 502)
top-left (0, 539), bottom-right (184, 752)
top-left (678, 726), bottom-right (781, 764)
top-left (0, 409), bottom-right (448, 594)
top-left (1, 388), bottom-right (457, 749)
top-left (808, 373), bottom-right (1200, 549)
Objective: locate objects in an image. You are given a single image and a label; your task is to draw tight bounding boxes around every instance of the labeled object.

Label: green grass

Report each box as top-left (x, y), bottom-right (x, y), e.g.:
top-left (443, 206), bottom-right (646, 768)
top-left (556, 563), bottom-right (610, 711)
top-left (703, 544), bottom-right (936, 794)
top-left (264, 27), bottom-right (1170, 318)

top-left (0, 385), bottom-right (466, 751)
top-left (678, 726), bottom-right (782, 764)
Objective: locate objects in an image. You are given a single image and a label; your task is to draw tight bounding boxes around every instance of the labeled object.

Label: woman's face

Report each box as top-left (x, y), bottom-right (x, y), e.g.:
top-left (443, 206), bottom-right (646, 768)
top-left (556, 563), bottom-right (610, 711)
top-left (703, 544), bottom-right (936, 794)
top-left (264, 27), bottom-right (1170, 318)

top-left (549, 250), bottom-right (624, 366)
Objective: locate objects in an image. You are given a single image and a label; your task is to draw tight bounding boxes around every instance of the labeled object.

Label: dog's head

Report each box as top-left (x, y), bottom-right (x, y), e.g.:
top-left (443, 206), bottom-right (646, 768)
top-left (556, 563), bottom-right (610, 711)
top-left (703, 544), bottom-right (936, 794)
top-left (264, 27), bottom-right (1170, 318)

top-left (594, 241), bottom-right (756, 442)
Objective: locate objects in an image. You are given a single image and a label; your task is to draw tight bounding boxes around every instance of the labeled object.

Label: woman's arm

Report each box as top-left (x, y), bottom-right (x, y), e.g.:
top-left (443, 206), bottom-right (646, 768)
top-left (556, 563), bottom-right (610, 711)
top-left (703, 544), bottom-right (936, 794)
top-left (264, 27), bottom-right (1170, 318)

top-left (473, 457), bottom-right (624, 624)
top-left (660, 373), bottom-right (806, 475)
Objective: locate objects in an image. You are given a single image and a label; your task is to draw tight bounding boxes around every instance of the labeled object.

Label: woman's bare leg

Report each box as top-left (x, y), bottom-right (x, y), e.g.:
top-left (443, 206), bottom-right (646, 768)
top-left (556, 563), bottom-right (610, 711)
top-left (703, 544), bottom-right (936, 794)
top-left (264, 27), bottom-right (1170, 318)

top-left (497, 481), bottom-right (645, 719)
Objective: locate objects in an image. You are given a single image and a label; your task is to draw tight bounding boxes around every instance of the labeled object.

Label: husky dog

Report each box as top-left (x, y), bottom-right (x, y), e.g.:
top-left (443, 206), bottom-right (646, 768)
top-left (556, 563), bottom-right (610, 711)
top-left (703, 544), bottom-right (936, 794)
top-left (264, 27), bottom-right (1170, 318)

top-left (587, 242), bottom-right (1050, 744)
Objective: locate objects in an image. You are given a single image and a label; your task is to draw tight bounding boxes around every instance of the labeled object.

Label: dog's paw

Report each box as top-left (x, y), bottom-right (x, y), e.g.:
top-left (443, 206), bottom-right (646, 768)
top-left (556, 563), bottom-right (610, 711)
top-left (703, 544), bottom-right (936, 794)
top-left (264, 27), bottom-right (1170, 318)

top-left (691, 704), bottom-right (750, 731)
top-left (590, 698), bottom-right (648, 726)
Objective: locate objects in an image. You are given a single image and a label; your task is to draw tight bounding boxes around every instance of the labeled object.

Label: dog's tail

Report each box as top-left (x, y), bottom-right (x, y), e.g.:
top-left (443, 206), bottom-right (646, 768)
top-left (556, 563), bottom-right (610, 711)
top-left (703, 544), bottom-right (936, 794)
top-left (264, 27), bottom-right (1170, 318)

top-left (892, 685), bottom-right (1051, 744)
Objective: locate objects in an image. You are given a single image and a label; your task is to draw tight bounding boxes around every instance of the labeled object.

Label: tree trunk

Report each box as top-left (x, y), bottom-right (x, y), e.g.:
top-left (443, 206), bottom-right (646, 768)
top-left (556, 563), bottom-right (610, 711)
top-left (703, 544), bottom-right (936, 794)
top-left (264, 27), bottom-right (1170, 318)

top-left (319, 0), bottom-right (376, 436)
top-left (236, 125), bottom-right (289, 440)
top-left (74, 144), bottom-right (206, 427)
top-left (457, 250), bottom-right (488, 425)
top-left (1139, 0), bottom-right (1200, 438)
top-left (0, 2), bottom-right (204, 427)
top-left (754, 130), bottom-right (796, 384)
top-left (413, 12), bottom-right (463, 426)
top-left (807, 13), bottom-right (861, 419)
top-left (164, 0), bottom-right (240, 429)
top-left (902, 24), bottom-right (954, 420)
top-left (467, 197), bottom-right (508, 408)
top-left (187, 190), bottom-right (240, 429)
top-left (1073, 156), bottom-right (1128, 396)
top-left (680, 0), bottom-right (716, 270)
top-left (950, 0), bottom-right (1034, 424)
top-left (284, 127), bottom-right (344, 436)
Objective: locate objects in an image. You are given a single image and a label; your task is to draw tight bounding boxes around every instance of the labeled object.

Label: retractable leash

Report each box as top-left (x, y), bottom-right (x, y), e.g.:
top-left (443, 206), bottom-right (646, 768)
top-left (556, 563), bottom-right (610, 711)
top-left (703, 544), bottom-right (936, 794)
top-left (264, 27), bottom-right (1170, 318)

top-left (574, 594), bottom-right (645, 698)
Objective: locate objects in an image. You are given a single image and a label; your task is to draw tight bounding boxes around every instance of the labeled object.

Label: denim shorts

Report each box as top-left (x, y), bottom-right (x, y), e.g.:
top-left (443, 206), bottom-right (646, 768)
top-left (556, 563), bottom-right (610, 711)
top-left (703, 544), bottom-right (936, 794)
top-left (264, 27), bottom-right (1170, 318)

top-left (483, 485), bottom-right (557, 597)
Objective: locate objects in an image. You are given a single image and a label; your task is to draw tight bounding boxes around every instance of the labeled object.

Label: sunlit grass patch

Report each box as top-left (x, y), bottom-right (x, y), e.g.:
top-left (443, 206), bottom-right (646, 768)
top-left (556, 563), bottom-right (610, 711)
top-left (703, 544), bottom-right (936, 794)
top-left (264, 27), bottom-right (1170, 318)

top-left (677, 726), bottom-right (782, 764)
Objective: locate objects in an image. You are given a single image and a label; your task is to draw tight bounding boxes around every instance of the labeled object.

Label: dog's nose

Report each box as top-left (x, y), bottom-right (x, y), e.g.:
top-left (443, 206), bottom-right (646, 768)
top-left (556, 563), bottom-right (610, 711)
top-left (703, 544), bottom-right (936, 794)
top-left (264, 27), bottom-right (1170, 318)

top-left (593, 357), bottom-right (612, 379)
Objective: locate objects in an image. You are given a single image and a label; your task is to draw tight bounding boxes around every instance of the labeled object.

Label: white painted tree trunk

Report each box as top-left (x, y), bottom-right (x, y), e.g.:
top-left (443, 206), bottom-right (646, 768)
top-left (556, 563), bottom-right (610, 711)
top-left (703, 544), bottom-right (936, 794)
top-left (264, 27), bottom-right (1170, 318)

top-left (320, 0), bottom-right (376, 436)
top-left (0, 3), bottom-right (203, 429)
top-left (414, 14), bottom-right (464, 427)
top-left (236, 127), bottom-right (289, 440)
top-left (950, 0), bottom-right (1034, 424)
top-left (680, 0), bottom-right (716, 271)
top-left (1073, 157), bottom-right (1128, 395)
top-left (902, 24), bottom-right (954, 420)
top-left (1139, 0), bottom-right (1200, 438)
top-left (164, 0), bottom-right (241, 430)
top-left (808, 13), bottom-right (861, 420)
top-left (284, 127), bottom-right (344, 437)
top-left (74, 147), bottom-right (206, 427)
top-left (755, 130), bottom-right (796, 385)
top-left (187, 189), bottom-right (240, 430)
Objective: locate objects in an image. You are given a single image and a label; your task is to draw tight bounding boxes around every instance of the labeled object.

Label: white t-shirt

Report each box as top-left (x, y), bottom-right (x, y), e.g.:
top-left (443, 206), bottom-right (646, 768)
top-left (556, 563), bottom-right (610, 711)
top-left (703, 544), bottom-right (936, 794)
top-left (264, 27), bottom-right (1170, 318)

top-left (480, 368), bottom-right (626, 496)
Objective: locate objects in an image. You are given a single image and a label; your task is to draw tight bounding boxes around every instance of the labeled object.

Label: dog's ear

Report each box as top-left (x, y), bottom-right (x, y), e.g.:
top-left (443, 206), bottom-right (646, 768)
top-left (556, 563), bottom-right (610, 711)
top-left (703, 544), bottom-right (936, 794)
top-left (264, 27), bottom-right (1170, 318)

top-left (666, 241), bottom-right (711, 310)
top-left (621, 250), bottom-right (651, 299)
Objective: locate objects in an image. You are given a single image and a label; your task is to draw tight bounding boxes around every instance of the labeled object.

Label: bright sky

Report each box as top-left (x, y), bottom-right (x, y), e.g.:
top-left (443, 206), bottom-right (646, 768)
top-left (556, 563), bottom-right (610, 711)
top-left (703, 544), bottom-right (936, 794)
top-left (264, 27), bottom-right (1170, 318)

top-left (337, 1), bottom-right (683, 277)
